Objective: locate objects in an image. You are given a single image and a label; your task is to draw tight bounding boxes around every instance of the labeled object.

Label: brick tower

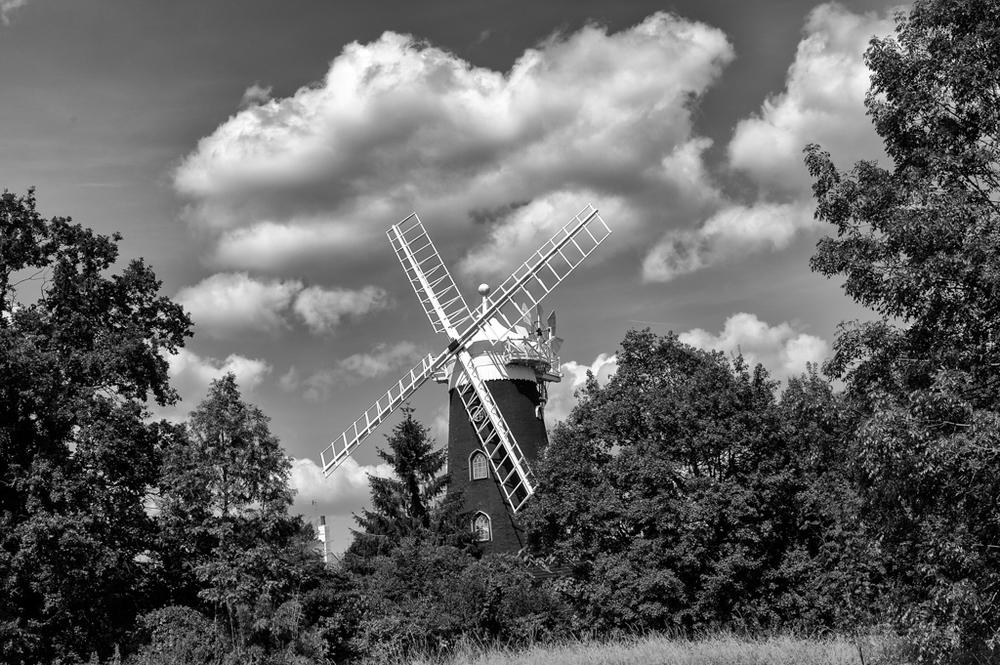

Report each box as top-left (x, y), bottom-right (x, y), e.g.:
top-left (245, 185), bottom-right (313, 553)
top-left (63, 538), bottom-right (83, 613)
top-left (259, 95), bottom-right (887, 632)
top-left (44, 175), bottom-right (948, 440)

top-left (437, 295), bottom-right (561, 553)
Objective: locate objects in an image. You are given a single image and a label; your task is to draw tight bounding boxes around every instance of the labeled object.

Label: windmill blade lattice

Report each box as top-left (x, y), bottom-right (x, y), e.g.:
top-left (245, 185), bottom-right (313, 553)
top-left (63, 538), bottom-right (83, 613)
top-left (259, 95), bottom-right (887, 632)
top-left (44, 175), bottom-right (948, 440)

top-left (320, 204), bottom-right (611, 516)
top-left (387, 214), bottom-right (475, 337)
top-left (320, 351), bottom-right (443, 475)
top-left (457, 205), bottom-right (610, 344)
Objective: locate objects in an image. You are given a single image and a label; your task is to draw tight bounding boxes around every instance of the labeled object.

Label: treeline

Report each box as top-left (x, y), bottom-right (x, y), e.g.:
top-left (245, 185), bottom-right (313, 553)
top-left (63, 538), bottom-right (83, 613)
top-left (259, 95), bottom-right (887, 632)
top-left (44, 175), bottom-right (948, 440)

top-left (4, 0), bottom-right (1000, 662)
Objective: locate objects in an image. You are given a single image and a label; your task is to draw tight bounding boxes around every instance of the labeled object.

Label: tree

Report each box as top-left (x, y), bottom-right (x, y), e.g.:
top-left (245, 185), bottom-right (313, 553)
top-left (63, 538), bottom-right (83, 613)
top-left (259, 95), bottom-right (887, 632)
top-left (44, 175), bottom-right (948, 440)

top-left (805, 0), bottom-right (1000, 659)
top-left (523, 330), bottom-right (851, 633)
top-left (807, 0), bottom-right (1000, 399)
top-left (347, 407), bottom-right (470, 559)
top-left (344, 410), bottom-right (561, 662)
top-left (0, 188), bottom-right (192, 662)
top-left (153, 374), bottom-right (342, 661)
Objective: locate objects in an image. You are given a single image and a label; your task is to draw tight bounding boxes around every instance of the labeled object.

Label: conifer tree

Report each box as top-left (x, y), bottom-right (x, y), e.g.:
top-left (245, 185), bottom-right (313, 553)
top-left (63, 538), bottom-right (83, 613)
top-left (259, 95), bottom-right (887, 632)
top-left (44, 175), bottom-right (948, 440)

top-left (348, 407), bottom-right (470, 557)
top-left (153, 374), bottom-right (331, 655)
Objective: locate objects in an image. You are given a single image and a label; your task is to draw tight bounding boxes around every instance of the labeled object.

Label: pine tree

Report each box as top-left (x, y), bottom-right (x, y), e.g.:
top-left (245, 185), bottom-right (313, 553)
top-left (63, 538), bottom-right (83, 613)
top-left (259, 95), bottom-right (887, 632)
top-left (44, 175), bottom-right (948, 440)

top-left (153, 374), bottom-right (330, 655)
top-left (348, 407), bottom-right (470, 557)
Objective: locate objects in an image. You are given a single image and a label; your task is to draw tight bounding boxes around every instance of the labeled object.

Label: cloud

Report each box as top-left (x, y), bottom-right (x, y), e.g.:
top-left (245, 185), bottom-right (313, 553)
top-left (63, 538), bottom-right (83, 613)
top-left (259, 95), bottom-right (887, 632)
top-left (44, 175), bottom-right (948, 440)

top-left (1, 0), bottom-right (29, 26)
top-left (727, 3), bottom-right (895, 196)
top-left (176, 272), bottom-right (301, 339)
top-left (278, 366), bottom-right (300, 392)
top-left (176, 272), bottom-right (389, 339)
top-left (173, 7), bottom-right (899, 288)
top-left (293, 285), bottom-right (390, 335)
top-left (240, 83), bottom-right (273, 109)
top-left (339, 341), bottom-right (425, 379)
top-left (289, 457), bottom-right (393, 516)
top-left (299, 341), bottom-right (427, 401)
top-left (545, 353), bottom-right (618, 425)
top-left (173, 14), bottom-right (734, 277)
top-left (431, 403), bottom-right (450, 448)
top-left (640, 4), bottom-right (897, 282)
top-left (642, 201), bottom-right (815, 281)
top-left (679, 312), bottom-right (829, 382)
top-left (151, 348), bottom-right (272, 421)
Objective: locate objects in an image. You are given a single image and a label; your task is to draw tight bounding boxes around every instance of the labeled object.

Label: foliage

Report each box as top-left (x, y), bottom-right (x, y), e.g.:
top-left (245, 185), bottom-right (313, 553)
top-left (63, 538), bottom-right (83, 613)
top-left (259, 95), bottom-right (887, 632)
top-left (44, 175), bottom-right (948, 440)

top-left (0, 188), bottom-right (192, 663)
top-left (347, 540), bottom-right (571, 662)
top-left (523, 331), bottom-right (875, 634)
top-left (805, 0), bottom-right (1000, 660)
top-left (347, 407), bottom-right (471, 559)
top-left (151, 374), bottom-right (349, 663)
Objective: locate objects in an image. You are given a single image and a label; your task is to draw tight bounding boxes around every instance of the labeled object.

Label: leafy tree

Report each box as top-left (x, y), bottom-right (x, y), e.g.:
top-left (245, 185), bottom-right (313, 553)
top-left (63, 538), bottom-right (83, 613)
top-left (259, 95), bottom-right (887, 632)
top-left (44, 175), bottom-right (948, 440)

top-left (805, 0), bottom-right (1000, 658)
top-left (152, 374), bottom-right (344, 662)
top-left (347, 407), bottom-right (470, 558)
top-left (348, 541), bottom-right (570, 660)
top-left (0, 188), bottom-right (192, 663)
top-left (771, 369), bottom-right (884, 630)
top-left (807, 0), bottom-right (1000, 398)
top-left (523, 330), bottom-right (849, 633)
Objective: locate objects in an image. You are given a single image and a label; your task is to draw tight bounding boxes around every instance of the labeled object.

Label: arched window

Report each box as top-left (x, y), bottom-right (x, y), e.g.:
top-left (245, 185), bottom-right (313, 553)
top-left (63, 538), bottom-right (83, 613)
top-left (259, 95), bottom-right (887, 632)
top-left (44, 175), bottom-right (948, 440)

top-left (472, 512), bottom-right (492, 542)
top-left (470, 450), bottom-right (489, 480)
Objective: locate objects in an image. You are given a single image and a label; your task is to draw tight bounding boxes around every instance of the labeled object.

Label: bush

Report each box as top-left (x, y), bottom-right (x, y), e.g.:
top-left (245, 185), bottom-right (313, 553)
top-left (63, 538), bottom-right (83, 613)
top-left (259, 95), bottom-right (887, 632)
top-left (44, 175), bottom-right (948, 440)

top-left (345, 539), bottom-right (572, 661)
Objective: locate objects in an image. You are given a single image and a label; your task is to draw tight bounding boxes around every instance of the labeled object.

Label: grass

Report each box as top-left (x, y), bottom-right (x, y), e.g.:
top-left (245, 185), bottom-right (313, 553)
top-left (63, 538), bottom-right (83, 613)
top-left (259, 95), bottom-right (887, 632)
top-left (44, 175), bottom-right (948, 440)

top-left (392, 632), bottom-right (905, 665)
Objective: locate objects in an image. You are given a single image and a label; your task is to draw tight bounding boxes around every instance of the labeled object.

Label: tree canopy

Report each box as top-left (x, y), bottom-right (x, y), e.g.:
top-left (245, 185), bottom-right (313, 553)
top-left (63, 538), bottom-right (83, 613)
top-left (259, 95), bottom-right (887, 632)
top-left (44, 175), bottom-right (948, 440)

top-left (0, 188), bottom-right (192, 663)
top-left (348, 407), bottom-right (469, 559)
top-left (804, 0), bottom-right (1000, 658)
top-left (522, 330), bottom-right (869, 632)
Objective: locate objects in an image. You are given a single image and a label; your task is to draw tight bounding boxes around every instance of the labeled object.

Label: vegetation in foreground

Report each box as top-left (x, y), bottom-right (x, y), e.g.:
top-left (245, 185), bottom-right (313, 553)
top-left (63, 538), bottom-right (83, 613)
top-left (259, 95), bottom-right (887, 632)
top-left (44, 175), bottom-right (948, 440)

top-left (3, 0), bottom-right (1000, 662)
top-left (364, 633), bottom-right (907, 665)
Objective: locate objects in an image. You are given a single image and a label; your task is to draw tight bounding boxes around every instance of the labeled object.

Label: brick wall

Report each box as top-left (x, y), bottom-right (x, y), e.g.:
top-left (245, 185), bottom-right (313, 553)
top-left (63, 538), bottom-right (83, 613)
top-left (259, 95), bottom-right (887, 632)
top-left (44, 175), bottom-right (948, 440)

top-left (447, 378), bottom-right (548, 554)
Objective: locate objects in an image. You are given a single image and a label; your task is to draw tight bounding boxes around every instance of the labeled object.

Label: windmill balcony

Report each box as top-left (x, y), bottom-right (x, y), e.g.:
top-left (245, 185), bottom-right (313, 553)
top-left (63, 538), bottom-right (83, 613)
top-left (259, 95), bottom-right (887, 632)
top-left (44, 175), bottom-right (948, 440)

top-left (501, 337), bottom-right (562, 381)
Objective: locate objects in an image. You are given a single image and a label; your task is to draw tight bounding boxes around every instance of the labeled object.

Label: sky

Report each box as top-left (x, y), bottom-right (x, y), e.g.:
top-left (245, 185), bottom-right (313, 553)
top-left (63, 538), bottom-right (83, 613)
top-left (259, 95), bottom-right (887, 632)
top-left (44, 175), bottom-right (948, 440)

top-left (1, 0), bottom-right (903, 552)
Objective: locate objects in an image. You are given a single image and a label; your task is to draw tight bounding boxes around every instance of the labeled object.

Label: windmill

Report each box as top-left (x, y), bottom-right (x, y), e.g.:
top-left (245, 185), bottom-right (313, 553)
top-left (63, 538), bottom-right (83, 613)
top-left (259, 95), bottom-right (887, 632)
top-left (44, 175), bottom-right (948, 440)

top-left (320, 204), bottom-right (611, 551)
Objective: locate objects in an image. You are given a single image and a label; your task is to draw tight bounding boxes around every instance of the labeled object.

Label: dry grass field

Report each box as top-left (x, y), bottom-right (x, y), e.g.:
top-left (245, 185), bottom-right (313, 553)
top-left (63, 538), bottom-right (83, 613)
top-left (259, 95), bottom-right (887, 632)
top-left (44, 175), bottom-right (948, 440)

top-left (391, 632), bottom-right (905, 665)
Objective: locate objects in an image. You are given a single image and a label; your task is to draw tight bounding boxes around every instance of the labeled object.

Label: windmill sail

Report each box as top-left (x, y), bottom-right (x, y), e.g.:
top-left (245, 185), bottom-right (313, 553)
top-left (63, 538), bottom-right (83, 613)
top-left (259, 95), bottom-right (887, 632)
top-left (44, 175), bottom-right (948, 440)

top-left (387, 213), bottom-right (474, 337)
top-left (321, 204), bottom-right (610, 518)
top-left (457, 205), bottom-right (610, 344)
top-left (320, 351), bottom-right (442, 475)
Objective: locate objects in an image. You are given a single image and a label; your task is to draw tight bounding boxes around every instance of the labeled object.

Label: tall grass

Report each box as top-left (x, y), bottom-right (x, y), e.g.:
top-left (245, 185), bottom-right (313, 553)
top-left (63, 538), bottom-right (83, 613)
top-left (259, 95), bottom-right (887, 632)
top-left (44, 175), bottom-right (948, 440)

top-left (385, 632), bottom-right (905, 665)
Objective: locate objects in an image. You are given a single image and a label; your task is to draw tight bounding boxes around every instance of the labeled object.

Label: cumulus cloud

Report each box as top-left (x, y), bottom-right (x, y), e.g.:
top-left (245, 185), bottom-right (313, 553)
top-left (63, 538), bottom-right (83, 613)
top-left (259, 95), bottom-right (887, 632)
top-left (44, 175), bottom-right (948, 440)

top-left (153, 348), bottom-right (271, 421)
top-left (728, 4), bottom-right (895, 196)
top-left (173, 6), bottom-right (899, 288)
top-left (176, 272), bottom-right (301, 339)
top-left (173, 14), bottom-right (734, 277)
top-left (679, 312), bottom-right (829, 382)
top-left (339, 341), bottom-right (425, 379)
top-left (642, 201), bottom-right (815, 281)
top-left (545, 353), bottom-right (618, 425)
top-left (296, 341), bottom-right (428, 401)
top-left (176, 272), bottom-right (388, 338)
top-left (1, 0), bottom-right (29, 26)
top-left (640, 4), bottom-right (896, 282)
top-left (289, 456), bottom-right (393, 516)
top-left (293, 285), bottom-right (390, 335)
top-left (240, 83), bottom-right (273, 109)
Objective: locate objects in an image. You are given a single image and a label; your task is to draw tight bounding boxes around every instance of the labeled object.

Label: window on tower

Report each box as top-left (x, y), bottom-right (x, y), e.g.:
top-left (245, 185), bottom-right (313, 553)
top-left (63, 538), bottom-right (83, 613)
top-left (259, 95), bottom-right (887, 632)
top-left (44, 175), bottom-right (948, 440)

top-left (472, 512), bottom-right (492, 542)
top-left (470, 450), bottom-right (489, 480)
